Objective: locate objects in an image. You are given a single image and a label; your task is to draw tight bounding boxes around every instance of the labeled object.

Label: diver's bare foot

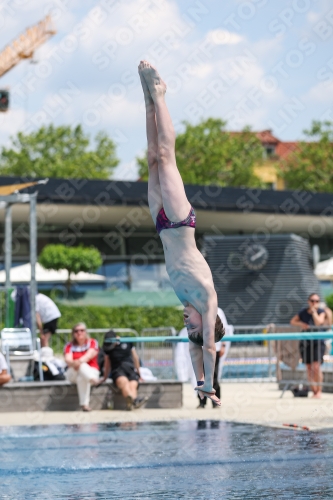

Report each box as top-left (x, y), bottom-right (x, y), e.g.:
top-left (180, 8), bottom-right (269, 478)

top-left (312, 392), bottom-right (322, 399)
top-left (138, 61), bottom-right (153, 107)
top-left (140, 60), bottom-right (166, 101)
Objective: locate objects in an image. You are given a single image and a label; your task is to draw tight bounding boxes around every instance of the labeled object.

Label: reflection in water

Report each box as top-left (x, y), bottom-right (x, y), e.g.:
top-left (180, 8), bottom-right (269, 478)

top-left (197, 420), bottom-right (220, 430)
top-left (197, 420), bottom-right (207, 430)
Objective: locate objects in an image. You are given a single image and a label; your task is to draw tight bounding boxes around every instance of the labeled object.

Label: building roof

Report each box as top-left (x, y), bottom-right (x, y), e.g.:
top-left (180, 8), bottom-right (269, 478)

top-left (255, 130), bottom-right (279, 145)
top-left (0, 175), bottom-right (332, 217)
top-left (231, 129), bottom-right (299, 160)
top-left (275, 141), bottom-right (298, 159)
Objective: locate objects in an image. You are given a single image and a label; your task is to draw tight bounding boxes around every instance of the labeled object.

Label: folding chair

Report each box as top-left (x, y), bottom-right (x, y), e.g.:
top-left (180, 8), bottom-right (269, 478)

top-left (0, 328), bottom-right (43, 382)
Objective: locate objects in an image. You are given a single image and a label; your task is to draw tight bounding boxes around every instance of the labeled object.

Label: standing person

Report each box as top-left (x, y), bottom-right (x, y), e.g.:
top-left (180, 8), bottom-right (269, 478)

top-left (36, 293), bottom-right (61, 348)
top-left (290, 293), bottom-right (326, 398)
top-left (0, 352), bottom-right (11, 386)
top-left (100, 330), bottom-right (147, 411)
top-left (138, 60), bottom-right (225, 406)
top-left (64, 322), bottom-right (99, 411)
top-left (174, 327), bottom-right (196, 387)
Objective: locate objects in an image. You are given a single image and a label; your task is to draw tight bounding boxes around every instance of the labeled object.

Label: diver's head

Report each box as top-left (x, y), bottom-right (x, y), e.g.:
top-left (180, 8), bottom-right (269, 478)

top-left (183, 305), bottom-right (225, 346)
top-left (183, 304), bottom-right (202, 337)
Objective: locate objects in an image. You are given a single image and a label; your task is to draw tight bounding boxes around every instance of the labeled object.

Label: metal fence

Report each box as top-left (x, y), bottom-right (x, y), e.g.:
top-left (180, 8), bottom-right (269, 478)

top-left (4, 318), bottom-right (333, 393)
top-left (50, 325), bottom-right (333, 390)
top-left (139, 327), bottom-right (176, 379)
top-left (50, 326), bottom-right (178, 379)
top-left (50, 328), bottom-right (139, 353)
top-left (103, 329), bottom-right (333, 393)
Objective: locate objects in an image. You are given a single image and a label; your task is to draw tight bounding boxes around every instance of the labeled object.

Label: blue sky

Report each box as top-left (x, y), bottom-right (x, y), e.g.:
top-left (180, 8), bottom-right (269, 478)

top-left (0, 0), bottom-right (332, 179)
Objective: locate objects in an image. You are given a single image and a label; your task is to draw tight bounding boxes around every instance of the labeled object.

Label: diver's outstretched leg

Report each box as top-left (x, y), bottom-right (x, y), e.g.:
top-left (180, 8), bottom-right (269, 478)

top-left (140, 60), bottom-right (191, 222)
top-left (138, 62), bottom-right (162, 221)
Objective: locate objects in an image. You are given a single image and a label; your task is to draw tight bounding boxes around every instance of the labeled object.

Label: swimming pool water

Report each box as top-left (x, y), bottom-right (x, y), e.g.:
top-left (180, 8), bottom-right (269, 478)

top-left (1, 420), bottom-right (332, 499)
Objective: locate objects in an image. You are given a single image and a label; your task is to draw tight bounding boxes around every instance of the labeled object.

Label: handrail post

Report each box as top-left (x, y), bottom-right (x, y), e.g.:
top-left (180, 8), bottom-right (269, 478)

top-left (4, 203), bottom-right (12, 327)
top-left (29, 193), bottom-right (37, 343)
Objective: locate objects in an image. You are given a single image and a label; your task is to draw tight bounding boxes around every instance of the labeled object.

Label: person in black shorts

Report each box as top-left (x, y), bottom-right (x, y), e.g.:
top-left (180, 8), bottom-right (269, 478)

top-left (290, 293), bottom-right (326, 398)
top-left (100, 330), bottom-right (147, 410)
top-left (35, 293), bottom-right (61, 348)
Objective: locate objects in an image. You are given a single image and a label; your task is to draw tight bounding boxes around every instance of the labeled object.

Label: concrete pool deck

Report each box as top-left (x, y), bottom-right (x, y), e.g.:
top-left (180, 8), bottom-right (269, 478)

top-left (0, 382), bottom-right (332, 430)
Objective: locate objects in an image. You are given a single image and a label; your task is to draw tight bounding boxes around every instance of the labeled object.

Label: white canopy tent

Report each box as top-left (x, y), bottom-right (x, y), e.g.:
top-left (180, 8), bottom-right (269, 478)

top-left (0, 263), bottom-right (105, 283)
top-left (315, 258), bottom-right (333, 281)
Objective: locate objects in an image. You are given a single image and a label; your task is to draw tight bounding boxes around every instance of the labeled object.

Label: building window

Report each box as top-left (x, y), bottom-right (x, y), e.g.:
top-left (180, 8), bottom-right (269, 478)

top-left (265, 146), bottom-right (275, 157)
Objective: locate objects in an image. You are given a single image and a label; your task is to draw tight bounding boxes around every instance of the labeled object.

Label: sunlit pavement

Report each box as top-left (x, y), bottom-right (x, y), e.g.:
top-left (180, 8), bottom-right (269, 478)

top-left (0, 383), bottom-right (332, 430)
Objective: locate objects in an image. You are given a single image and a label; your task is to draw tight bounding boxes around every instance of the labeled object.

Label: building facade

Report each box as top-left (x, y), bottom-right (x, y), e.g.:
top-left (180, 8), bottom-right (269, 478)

top-left (246, 129), bottom-right (298, 190)
top-left (0, 176), bottom-right (332, 296)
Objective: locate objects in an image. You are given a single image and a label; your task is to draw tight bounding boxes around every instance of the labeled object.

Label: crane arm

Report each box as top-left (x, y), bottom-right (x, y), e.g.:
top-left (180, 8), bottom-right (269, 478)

top-left (0, 15), bottom-right (56, 78)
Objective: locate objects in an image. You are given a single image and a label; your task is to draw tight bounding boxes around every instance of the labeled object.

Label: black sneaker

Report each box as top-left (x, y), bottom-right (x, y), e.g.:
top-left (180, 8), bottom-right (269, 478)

top-left (133, 396), bottom-right (148, 409)
top-left (126, 396), bottom-right (133, 411)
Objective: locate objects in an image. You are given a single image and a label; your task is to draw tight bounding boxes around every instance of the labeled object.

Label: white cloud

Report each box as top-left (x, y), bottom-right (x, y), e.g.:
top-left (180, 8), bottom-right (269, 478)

top-left (207, 29), bottom-right (244, 46)
top-left (0, 108), bottom-right (26, 143)
top-left (190, 63), bottom-right (214, 79)
top-left (79, 0), bottom-right (184, 53)
top-left (251, 36), bottom-right (284, 60)
top-left (307, 10), bottom-right (321, 24)
top-left (305, 81), bottom-right (333, 102)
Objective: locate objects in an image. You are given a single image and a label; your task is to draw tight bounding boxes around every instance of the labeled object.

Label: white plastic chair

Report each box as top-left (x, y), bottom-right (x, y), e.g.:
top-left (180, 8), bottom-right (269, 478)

top-left (0, 328), bottom-right (43, 382)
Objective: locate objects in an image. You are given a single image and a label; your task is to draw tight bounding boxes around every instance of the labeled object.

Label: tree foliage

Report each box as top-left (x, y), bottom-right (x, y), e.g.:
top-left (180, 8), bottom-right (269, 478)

top-left (0, 124), bottom-right (119, 179)
top-left (279, 121), bottom-right (333, 192)
top-left (326, 293), bottom-right (333, 312)
top-left (39, 244), bottom-right (103, 290)
top-left (138, 118), bottom-right (264, 187)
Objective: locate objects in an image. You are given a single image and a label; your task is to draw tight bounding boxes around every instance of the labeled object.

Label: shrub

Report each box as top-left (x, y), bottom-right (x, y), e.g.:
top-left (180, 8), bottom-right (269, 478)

top-left (57, 304), bottom-right (184, 333)
top-left (325, 293), bottom-right (333, 311)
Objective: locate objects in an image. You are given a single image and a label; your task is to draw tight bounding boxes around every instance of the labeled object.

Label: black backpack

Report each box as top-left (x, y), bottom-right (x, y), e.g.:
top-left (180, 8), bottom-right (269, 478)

top-left (33, 361), bottom-right (66, 381)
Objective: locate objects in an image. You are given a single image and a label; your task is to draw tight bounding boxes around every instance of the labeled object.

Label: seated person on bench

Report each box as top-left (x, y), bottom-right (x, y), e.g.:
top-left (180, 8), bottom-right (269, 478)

top-left (100, 330), bottom-right (147, 411)
top-left (0, 352), bottom-right (11, 386)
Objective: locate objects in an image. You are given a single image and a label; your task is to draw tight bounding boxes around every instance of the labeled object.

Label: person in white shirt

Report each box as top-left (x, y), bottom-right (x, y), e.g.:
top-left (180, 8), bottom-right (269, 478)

top-left (0, 352), bottom-right (11, 386)
top-left (36, 293), bottom-right (61, 348)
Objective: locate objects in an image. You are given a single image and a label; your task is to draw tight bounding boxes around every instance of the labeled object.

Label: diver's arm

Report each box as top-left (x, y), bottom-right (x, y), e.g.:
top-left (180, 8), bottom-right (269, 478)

top-left (201, 293), bottom-right (218, 390)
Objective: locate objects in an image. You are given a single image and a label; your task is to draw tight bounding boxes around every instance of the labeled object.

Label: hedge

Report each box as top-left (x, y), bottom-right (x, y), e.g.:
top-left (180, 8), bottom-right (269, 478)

top-left (57, 304), bottom-right (184, 334)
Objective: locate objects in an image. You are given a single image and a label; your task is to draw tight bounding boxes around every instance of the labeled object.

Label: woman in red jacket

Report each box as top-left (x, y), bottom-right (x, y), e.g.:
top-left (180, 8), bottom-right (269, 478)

top-left (64, 322), bottom-right (100, 411)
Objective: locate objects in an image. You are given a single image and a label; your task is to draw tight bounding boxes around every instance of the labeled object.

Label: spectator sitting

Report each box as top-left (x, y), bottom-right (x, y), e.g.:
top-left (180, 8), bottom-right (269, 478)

top-left (36, 292), bottom-right (61, 348)
top-left (0, 352), bottom-right (11, 386)
top-left (64, 322), bottom-right (99, 411)
top-left (100, 330), bottom-right (147, 411)
top-left (290, 293), bottom-right (326, 399)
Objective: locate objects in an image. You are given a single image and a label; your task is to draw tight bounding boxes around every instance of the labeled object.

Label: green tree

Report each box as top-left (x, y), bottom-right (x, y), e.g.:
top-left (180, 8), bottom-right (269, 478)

top-left (0, 124), bottom-right (119, 179)
top-left (137, 118), bottom-right (264, 187)
top-left (326, 293), bottom-right (333, 311)
top-left (279, 121), bottom-right (333, 192)
top-left (39, 244), bottom-right (103, 291)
